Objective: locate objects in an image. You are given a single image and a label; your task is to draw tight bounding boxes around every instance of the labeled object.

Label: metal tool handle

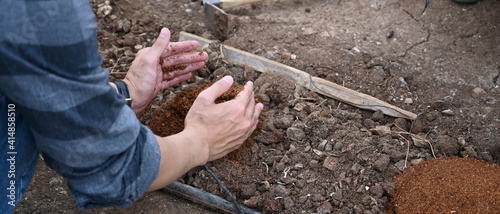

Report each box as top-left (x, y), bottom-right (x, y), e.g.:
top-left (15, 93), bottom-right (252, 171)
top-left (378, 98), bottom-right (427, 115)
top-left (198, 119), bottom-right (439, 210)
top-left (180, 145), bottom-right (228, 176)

top-left (220, 0), bottom-right (264, 9)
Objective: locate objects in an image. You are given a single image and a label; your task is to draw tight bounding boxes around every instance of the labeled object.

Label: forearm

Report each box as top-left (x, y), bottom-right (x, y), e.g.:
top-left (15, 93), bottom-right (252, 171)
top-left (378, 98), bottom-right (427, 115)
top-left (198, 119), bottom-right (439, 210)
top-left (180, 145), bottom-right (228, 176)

top-left (148, 132), bottom-right (209, 191)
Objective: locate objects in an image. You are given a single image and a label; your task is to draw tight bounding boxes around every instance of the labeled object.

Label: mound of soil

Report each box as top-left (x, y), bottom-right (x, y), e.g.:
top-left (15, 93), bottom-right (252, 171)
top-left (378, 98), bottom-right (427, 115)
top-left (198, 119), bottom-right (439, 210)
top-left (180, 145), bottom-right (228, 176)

top-left (388, 157), bottom-right (500, 214)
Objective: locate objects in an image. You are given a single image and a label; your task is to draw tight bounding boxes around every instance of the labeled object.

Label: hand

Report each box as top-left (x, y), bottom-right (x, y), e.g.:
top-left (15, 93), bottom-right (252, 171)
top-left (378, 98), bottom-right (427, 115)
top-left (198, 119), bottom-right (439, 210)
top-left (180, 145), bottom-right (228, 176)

top-left (123, 28), bottom-right (208, 114)
top-left (181, 76), bottom-right (264, 164)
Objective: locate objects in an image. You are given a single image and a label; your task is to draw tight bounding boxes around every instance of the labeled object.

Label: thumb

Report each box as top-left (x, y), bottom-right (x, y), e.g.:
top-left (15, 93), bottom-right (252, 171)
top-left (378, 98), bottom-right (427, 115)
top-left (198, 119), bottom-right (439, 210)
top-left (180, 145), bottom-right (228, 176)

top-left (199, 76), bottom-right (234, 103)
top-left (149, 28), bottom-right (171, 58)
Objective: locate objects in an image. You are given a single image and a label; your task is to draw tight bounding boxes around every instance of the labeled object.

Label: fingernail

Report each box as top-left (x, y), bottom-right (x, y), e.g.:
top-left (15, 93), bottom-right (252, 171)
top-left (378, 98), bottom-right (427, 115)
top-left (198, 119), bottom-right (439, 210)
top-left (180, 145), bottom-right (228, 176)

top-left (258, 103), bottom-right (264, 110)
top-left (222, 76), bottom-right (233, 83)
top-left (159, 28), bottom-right (169, 38)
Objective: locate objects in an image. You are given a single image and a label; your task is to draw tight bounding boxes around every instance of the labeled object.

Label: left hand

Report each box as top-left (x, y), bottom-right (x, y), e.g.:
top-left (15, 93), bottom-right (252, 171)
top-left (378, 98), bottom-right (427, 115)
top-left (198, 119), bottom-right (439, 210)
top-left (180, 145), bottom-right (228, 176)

top-left (123, 28), bottom-right (208, 114)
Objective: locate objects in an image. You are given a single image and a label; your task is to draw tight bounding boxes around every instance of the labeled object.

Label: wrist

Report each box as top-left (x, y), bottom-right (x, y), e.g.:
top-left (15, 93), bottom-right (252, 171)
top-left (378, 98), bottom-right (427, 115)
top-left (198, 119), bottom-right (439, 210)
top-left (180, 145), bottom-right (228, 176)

top-left (112, 80), bottom-right (132, 107)
top-left (178, 130), bottom-right (209, 166)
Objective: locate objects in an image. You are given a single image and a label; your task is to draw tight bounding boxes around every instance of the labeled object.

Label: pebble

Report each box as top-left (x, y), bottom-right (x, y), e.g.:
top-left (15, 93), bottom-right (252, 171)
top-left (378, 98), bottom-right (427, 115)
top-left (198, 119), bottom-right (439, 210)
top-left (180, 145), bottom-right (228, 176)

top-left (322, 156), bottom-right (340, 171)
top-left (270, 185), bottom-right (289, 197)
top-left (472, 87), bottom-right (486, 94)
top-left (394, 160), bottom-right (407, 171)
top-left (134, 44), bottom-right (143, 50)
top-left (370, 125), bottom-right (391, 136)
top-left (410, 158), bottom-right (424, 165)
top-left (441, 109), bottom-right (454, 116)
top-left (286, 127), bottom-right (305, 141)
top-left (404, 98), bottom-right (413, 104)
top-left (435, 135), bottom-right (460, 156)
top-left (317, 201), bottom-right (333, 213)
top-left (281, 52), bottom-right (292, 59)
top-left (369, 185), bottom-right (385, 198)
top-left (373, 155), bottom-right (390, 172)
top-left (371, 110), bottom-right (384, 121)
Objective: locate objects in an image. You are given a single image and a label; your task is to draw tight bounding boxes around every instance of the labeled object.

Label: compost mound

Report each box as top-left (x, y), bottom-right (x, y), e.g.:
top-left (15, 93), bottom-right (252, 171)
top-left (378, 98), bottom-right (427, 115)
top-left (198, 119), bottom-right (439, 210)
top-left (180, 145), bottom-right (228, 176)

top-left (387, 156), bottom-right (500, 214)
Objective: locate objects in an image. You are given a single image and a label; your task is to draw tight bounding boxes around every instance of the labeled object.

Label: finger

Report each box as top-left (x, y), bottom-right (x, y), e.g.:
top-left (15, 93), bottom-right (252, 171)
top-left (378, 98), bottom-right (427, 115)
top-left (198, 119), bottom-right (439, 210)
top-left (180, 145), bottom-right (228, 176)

top-left (160, 72), bottom-right (193, 90)
top-left (148, 28), bottom-right (171, 59)
top-left (162, 61), bottom-right (204, 80)
top-left (161, 52), bottom-right (208, 68)
top-left (234, 81), bottom-right (254, 110)
top-left (253, 103), bottom-right (264, 121)
top-left (244, 92), bottom-right (256, 118)
top-left (197, 76), bottom-right (233, 103)
top-left (161, 41), bottom-right (200, 58)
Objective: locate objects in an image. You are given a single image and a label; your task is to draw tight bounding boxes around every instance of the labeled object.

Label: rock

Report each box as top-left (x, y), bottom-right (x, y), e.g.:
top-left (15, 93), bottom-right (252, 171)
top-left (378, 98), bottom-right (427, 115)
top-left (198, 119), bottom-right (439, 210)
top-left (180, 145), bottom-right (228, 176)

top-left (404, 98), bottom-right (413, 104)
top-left (472, 87), bottom-right (486, 94)
top-left (322, 156), bottom-right (340, 171)
top-left (371, 110), bottom-right (384, 121)
top-left (410, 158), bottom-right (424, 165)
top-left (254, 131), bottom-right (282, 144)
top-left (435, 135), bottom-right (460, 156)
top-left (394, 160), bottom-right (407, 171)
top-left (240, 183), bottom-right (256, 199)
top-left (461, 146), bottom-right (478, 158)
top-left (317, 201), bottom-right (333, 213)
top-left (410, 113), bottom-right (427, 134)
top-left (270, 185), bottom-right (289, 197)
top-left (370, 125), bottom-right (391, 136)
top-left (244, 195), bottom-right (260, 208)
top-left (281, 52), bottom-right (292, 59)
top-left (243, 65), bottom-right (256, 82)
top-left (363, 118), bottom-right (376, 128)
top-left (350, 163), bottom-right (363, 174)
top-left (281, 196), bottom-right (294, 210)
top-left (369, 185), bottom-right (385, 198)
top-left (394, 118), bottom-right (408, 131)
top-left (309, 159), bottom-right (319, 168)
top-left (442, 109), bottom-right (455, 116)
top-left (286, 127), bottom-right (305, 141)
top-left (381, 182), bottom-right (396, 195)
top-left (311, 193), bottom-right (323, 202)
top-left (374, 155), bottom-right (390, 172)
top-left (318, 140), bottom-right (328, 150)
top-left (430, 100), bottom-right (447, 109)
top-left (412, 135), bottom-right (429, 148)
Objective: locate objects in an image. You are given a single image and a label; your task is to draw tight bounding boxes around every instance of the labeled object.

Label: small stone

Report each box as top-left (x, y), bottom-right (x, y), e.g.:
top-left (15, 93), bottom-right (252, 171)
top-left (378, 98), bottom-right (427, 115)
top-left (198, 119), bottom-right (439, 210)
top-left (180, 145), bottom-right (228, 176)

top-left (240, 183), bottom-right (256, 199)
top-left (185, 8), bottom-right (192, 13)
top-left (435, 135), bottom-right (460, 156)
top-left (270, 185), bottom-right (289, 197)
top-left (309, 159), bottom-right (319, 168)
top-left (286, 127), bottom-right (305, 141)
top-left (374, 155), bottom-right (390, 172)
top-left (369, 185), bottom-right (385, 198)
top-left (410, 158), bottom-right (424, 165)
top-left (412, 136), bottom-right (429, 148)
top-left (317, 201), bottom-right (333, 213)
top-left (283, 197), bottom-right (295, 210)
top-left (311, 193), bottom-right (323, 202)
top-left (298, 195), bottom-right (308, 203)
top-left (442, 109), bottom-right (454, 116)
top-left (323, 156), bottom-right (340, 171)
top-left (371, 110), bottom-right (384, 121)
top-left (394, 160), bottom-right (407, 171)
top-left (404, 98), bottom-right (413, 104)
top-left (370, 125), bottom-right (391, 136)
top-left (281, 52), bottom-right (292, 59)
top-left (363, 119), bottom-right (376, 128)
top-left (394, 118), bottom-right (408, 131)
top-left (294, 163), bottom-right (304, 169)
top-left (244, 196), bottom-right (260, 208)
top-left (290, 54), bottom-right (297, 60)
top-left (134, 44), bottom-right (143, 50)
top-left (472, 87), bottom-right (486, 94)
top-left (294, 103), bottom-right (307, 111)
top-left (318, 140), bottom-right (328, 150)
top-left (386, 30), bottom-right (394, 38)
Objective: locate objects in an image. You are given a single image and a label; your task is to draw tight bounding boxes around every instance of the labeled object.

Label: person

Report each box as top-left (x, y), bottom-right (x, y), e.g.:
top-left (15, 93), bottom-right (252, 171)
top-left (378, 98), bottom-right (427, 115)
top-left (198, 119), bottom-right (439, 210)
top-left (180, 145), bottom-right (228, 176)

top-left (0, 0), bottom-right (263, 212)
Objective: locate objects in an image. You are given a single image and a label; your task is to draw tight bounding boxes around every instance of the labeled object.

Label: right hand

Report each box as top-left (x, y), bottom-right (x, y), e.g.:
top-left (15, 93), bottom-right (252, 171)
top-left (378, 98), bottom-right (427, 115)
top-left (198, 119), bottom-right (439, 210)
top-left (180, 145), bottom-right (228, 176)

top-left (181, 76), bottom-right (263, 164)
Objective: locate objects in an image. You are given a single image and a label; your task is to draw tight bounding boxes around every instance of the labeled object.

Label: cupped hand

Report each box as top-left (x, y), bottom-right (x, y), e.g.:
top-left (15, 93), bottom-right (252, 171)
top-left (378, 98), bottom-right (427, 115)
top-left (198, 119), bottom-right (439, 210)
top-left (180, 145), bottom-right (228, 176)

top-left (181, 76), bottom-right (264, 164)
top-left (123, 28), bottom-right (208, 114)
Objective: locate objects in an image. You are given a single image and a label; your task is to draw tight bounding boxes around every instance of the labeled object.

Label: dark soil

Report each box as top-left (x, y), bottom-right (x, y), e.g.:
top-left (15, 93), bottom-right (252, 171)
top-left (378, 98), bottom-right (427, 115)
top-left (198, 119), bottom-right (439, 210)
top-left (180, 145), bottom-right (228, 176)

top-left (14, 0), bottom-right (500, 213)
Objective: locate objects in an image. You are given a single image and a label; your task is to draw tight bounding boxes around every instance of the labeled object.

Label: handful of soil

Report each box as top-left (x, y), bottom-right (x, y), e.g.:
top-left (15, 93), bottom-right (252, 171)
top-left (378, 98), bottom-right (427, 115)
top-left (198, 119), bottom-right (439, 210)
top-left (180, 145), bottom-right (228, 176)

top-left (148, 82), bottom-right (261, 162)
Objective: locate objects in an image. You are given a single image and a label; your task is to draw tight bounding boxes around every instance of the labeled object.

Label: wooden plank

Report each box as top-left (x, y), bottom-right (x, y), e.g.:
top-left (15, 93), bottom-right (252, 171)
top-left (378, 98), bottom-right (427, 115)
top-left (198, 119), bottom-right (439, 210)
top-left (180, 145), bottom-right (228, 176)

top-left (179, 31), bottom-right (417, 120)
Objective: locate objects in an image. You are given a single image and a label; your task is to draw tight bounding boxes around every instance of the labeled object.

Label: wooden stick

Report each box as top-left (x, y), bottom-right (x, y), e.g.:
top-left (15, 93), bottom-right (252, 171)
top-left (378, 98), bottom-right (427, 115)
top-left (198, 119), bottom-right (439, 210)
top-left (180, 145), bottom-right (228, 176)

top-left (179, 32), bottom-right (417, 120)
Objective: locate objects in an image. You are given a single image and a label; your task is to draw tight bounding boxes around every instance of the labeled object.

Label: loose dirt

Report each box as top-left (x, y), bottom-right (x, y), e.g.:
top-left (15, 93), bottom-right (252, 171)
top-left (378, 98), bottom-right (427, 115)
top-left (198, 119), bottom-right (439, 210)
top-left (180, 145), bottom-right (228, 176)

top-left (14, 0), bottom-right (500, 213)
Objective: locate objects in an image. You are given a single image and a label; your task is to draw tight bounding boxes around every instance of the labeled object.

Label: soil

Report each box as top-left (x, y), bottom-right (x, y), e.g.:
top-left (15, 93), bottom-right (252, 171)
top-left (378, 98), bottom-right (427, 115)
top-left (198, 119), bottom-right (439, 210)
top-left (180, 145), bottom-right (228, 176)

top-left (13, 0), bottom-right (500, 213)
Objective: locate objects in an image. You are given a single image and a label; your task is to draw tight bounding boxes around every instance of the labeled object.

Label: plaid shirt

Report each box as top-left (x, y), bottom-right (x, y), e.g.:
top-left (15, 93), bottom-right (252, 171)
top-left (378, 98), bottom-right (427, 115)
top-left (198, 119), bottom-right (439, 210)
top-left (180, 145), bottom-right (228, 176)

top-left (0, 0), bottom-right (160, 211)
